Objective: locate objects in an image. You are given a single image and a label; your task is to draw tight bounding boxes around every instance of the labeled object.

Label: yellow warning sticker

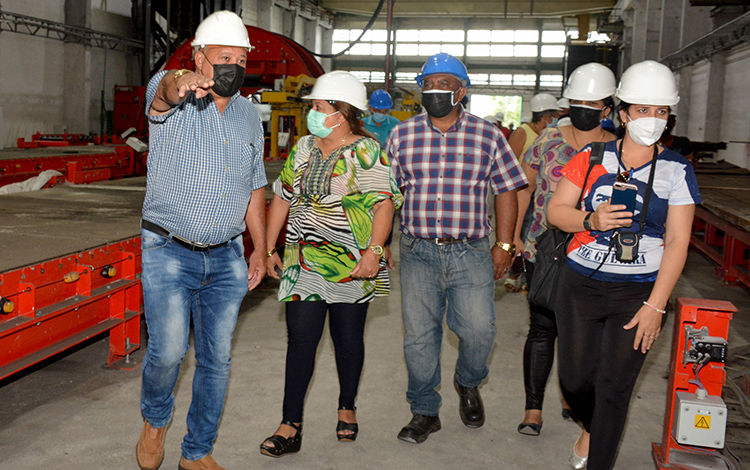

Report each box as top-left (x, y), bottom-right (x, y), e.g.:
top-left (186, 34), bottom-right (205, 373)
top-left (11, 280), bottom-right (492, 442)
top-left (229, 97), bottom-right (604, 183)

top-left (695, 415), bottom-right (711, 429)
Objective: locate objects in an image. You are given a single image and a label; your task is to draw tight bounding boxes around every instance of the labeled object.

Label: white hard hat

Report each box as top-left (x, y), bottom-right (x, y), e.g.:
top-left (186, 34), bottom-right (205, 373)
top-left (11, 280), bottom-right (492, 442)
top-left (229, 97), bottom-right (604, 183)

top-left (495, 111), bottom-right (504, 121)
top-left (483, 115), bottom-right (499, 123)
top-left (616, 60), bottom-right (679, 106)
top-left (563, 63), bottom-right (616, 101)
top-left (557, 98), bottom-right (570, 108)
top-left (303, 71), bottom-right (369, 111)
top-left (530, 93), bottom-right (562, 112)
top-left (191, 11), bottom-right (251, 50)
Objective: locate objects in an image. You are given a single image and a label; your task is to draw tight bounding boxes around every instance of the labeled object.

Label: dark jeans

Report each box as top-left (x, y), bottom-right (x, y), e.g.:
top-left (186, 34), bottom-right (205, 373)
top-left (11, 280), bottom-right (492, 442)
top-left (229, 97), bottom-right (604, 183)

top-left (282, 301), bottom-right (369, 423)
top-left (522, 261), bottom-right (558, 411)
top-left (555, 265), bottom-right (662, 470)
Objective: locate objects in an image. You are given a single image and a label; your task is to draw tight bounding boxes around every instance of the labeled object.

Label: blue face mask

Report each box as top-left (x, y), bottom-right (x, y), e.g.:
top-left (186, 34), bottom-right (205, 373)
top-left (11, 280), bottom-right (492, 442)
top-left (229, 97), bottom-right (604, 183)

top-left (372, 112), bottom-right (388, 124)
top-left (547, 117), bottom-right (559, 128)
top-left (307, 109), bottom-right (340, 138)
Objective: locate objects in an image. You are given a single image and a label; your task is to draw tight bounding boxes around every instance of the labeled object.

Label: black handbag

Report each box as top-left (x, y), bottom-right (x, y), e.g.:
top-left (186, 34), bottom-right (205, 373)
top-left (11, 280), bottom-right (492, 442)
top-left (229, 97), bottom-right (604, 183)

top-left (526, 142), bottom-right (605, 310)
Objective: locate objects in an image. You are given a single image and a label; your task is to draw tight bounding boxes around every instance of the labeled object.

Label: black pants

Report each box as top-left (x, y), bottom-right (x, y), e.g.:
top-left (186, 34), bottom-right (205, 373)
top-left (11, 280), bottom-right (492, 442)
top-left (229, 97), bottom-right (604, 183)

top-left (555, 265), bottom-right (662, 470)
top-left (282, 301), bottom-right (369, 423)
top-left (522, 261), bottom-right (558, 410)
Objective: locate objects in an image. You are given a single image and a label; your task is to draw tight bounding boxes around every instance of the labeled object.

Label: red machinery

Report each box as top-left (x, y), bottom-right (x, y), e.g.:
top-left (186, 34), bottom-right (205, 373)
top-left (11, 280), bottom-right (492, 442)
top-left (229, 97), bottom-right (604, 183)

top-left (113, 25), bottom-right (325, 140)
top-left (0, 238), bottom-right (143, 379)
top-left (691, 206), bottom-right (750, 290)
top-left (0, 145), bottom-right (146, 188)
top-left (652, 298), bottom-right (735, 470)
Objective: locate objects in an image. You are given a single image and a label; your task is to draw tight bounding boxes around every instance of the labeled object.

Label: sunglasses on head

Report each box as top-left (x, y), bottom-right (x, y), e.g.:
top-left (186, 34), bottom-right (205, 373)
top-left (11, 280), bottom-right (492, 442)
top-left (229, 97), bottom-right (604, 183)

top-left (616, 169), bottom-right (632, 183)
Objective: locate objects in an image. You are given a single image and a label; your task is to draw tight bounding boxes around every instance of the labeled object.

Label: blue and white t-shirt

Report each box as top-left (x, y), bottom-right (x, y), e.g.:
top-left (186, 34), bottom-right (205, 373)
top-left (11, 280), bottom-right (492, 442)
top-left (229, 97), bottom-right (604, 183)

top-left (562, 140), bottom-right (701, 282)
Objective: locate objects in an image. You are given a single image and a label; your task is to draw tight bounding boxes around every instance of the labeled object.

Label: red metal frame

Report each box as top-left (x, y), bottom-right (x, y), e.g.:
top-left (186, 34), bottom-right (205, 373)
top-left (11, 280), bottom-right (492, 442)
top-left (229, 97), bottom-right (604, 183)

top-left (17, 132), bottom-right (127, 148)
top-left (0, 238), bottom-right (143, 380)
top-left (0, 145), bottom-right (147, 188)
top-left (163, 25), bottom-right (324, 94)
top-left (691, 206), bottom-right (750, 288)
top-left (652, 298), bottom-right (735, 469)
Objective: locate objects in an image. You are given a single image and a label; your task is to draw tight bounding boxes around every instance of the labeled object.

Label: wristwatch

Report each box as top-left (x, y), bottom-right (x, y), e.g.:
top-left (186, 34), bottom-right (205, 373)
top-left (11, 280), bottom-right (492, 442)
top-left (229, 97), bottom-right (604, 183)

top-left (582, 212), bottom-right (593, 231)
top-left (495, 241), bottom-right (516, 257)
top-left (368, 244), bottom-right (384, 257)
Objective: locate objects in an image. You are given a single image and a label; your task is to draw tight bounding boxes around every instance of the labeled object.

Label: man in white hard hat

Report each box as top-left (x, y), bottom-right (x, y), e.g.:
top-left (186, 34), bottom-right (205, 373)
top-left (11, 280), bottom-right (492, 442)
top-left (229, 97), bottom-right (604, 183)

top-left (495, 111), bottom-right (511, 139)
top-left (508, 93), bottom-right (562, 161)
top-left (505, 93), bottom-right (561, 292)
top-left (136, 11), bottom-right (266, 470)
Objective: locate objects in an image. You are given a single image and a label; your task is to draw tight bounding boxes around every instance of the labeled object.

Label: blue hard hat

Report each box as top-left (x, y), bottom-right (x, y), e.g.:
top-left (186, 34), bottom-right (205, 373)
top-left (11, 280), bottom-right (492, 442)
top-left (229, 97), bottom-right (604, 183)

top-left (415, 53), bottom-right (471, 88)
top-left (369, 89), bottom-right (393, 109)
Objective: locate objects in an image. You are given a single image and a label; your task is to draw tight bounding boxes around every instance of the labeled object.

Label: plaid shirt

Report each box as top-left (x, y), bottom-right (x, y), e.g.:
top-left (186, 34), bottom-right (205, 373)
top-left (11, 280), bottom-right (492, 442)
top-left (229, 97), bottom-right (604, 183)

top-left (142, 70), bottom-right (267, 245)
top-left (386, 109), bottom-right (526, 239)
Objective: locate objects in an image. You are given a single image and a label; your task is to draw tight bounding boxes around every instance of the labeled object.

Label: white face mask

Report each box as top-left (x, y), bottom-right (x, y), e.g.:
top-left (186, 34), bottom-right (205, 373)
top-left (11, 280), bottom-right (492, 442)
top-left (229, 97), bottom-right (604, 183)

top-left (626, 115), bottom-right (667, 147)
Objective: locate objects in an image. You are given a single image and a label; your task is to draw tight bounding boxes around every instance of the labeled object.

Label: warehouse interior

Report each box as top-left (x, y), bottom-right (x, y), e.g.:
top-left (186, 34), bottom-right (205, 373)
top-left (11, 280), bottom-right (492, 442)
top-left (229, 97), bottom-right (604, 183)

top-left (1, 0), bottom-right (750, 469)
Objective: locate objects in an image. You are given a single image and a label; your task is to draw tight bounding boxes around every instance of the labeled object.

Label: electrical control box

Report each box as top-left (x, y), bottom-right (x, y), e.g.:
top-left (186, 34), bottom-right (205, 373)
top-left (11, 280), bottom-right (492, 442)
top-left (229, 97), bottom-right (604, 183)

top-left (673, 391), bottom-right (727, 448)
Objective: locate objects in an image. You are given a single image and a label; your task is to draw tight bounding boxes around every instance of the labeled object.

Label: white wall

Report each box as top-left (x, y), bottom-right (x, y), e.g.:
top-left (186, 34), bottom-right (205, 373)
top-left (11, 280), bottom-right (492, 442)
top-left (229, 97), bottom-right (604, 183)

top-left (719, 44), bottom-right (750, 168)
top-left (0, 0), bottom-right (139, 147)
top-left (687, 62), bottom-right (709, 142)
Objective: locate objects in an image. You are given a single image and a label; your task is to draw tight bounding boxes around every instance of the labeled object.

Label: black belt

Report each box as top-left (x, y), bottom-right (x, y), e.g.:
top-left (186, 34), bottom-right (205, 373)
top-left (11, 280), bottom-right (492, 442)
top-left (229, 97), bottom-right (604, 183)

top-left (427, 237), bottom-right (472, 245)
top-left (141, 219), bottom-right (231, 252)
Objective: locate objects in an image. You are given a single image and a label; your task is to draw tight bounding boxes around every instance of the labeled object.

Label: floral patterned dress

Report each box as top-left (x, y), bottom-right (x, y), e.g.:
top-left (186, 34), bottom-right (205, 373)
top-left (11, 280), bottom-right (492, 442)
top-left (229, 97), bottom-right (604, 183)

top-left (522, 127), bottom-right (579, 262)
top-left (272, 135), bottom-right (403, 303)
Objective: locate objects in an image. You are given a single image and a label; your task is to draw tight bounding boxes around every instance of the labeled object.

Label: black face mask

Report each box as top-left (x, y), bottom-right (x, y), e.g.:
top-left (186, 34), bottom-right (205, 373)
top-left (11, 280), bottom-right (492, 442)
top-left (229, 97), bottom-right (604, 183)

top-left (569, 105), bottom-right (603, 131)
top-left (422, 90), bottom-right (457, 118)
top-left (205, 57), bottom-right (245, 97)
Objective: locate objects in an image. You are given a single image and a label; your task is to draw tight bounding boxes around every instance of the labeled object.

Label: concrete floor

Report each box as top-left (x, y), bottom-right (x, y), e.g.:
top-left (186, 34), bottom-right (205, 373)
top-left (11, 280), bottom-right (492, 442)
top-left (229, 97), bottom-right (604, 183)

top-left (1, 233), bottom-right (749, 469)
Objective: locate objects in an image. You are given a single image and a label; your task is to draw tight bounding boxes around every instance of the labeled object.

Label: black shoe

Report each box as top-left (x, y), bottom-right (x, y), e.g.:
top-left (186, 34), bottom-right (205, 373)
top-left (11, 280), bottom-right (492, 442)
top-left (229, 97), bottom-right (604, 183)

top-left (397, 414), bottom-right (441, 444)
top-left (336, 406), bottom-right (358, 442)
top-left (454, 376), bottom-right (485, 428)
top-left (260, 421), bottom-right (302, 458)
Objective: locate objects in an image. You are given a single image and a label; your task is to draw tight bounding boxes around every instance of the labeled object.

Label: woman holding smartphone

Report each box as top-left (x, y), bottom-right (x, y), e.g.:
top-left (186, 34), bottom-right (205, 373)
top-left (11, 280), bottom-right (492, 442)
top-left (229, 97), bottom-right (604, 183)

top-left (547, 60), bottom-right (701, 470)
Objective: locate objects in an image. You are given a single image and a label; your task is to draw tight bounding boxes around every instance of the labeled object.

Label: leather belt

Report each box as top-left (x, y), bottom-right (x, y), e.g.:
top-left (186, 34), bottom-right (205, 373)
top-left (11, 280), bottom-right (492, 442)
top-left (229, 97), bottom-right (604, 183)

top-left (428, 237), bottom-right (472, 245)
top-left (141, 219), bottom-right (230, 252)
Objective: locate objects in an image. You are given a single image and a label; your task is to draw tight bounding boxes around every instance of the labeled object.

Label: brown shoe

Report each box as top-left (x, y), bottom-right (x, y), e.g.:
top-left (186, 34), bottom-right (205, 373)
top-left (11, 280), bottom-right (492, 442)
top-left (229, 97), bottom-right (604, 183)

top-left (178, 454), bottom-right (226, 470)
top-left (136, 420), bottom-right (168, 470)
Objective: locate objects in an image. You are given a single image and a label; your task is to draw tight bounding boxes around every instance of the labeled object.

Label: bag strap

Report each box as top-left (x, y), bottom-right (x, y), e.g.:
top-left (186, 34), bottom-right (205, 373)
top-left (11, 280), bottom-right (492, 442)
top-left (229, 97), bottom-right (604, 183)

top-left (576, 141), bottom-right (605, 208)
top-left (637, 143), bottom-right (659, 233)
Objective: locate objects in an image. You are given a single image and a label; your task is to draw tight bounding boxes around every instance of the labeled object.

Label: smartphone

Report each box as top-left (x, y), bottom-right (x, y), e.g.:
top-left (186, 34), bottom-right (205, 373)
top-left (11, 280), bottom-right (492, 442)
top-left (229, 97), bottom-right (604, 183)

top-left (611, 181), bottom-right (638, 214)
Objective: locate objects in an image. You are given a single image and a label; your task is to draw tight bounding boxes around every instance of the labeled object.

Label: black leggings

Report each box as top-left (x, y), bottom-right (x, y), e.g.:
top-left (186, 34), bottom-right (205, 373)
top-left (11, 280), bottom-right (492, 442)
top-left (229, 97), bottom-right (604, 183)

top-left (522, 261), bottom-right (558, 410)
top-left (555, 265), bottom-right (662, 470)
top-left (282, 301), bottom-right (369, 423)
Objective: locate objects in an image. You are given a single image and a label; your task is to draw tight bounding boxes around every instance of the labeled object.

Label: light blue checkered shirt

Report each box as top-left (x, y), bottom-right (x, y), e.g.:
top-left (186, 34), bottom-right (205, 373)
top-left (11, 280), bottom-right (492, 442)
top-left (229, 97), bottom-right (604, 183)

top-left (142, 70), bottom-right (267, 245)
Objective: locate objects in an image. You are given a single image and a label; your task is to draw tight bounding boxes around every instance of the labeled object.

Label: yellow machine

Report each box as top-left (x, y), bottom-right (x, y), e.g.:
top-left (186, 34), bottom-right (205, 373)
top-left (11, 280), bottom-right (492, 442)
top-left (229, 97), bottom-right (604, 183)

top-left (261, 74), bottom-right (316, 160)
top-left (391, 89), bottom-right (421, 121)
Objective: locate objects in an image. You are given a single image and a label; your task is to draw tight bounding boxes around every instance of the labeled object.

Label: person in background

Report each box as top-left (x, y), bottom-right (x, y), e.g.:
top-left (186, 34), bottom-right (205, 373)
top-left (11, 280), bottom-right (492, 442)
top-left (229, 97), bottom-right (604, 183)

top-left (363, 89), bottom-right (401, 145)
top-left (136, 11), bottom-right (266, 470)
top-left (548, 60), bottom-right (700, 470)
top-left (659, 113), bottom-right (695, 164)
top-left (484, 114), bottom-right (499, 127)
top-left (557, 98), bottom-right (571, 127)
top-left (508, 93), bottom-right (562, 162)
top-left (387, 52), bottom-right (527, 444)
top-left (515, 64), bottom-right (617, 464)
top-left (506, 93), bottom-right (562, 291)
top-left (259, 71), bottom-right (402, 458)
top-left (495, 111), bottom-right (512, 139)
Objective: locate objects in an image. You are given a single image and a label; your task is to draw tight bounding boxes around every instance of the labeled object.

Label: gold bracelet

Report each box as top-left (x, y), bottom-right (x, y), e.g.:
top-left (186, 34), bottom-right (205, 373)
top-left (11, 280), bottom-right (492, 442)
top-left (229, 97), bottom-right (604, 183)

top-left (267, 247), bottom-right (277, 258)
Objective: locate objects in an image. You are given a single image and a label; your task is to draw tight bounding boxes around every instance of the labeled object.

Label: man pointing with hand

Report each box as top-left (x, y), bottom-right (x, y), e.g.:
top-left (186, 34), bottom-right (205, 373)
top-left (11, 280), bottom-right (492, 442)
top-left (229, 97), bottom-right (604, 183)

top-left (136, 11), bottom-right (266, 470)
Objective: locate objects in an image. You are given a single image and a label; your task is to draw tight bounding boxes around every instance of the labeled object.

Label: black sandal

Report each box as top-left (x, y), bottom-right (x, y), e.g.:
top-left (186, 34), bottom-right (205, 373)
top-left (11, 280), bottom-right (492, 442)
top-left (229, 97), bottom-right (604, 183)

top-left (336, 406), bottom-right (358, 442)
top-left (260, 421), bottom-right (302, 458)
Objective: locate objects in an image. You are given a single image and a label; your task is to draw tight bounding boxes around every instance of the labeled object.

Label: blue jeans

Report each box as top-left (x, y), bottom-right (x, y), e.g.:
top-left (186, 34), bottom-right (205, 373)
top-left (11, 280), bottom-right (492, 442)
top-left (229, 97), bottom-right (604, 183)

top-left (140, 227), bottom-right (248, 461)
top-left (399, 234), bottom-right (497, 416)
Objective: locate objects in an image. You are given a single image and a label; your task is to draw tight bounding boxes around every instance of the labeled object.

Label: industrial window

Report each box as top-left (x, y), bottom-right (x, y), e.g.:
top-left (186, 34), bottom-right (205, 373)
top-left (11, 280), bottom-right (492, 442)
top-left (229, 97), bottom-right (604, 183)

top-left (333, 27), bottom-right (572, 60)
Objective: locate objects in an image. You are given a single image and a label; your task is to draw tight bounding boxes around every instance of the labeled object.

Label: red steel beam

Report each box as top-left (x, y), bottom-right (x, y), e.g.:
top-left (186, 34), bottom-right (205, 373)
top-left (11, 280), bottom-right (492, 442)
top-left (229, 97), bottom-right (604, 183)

top-left (0, 237), bottom-right (143, 380)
